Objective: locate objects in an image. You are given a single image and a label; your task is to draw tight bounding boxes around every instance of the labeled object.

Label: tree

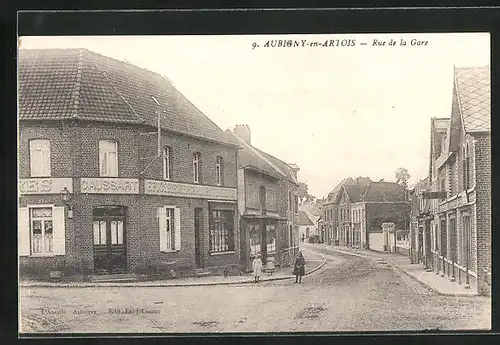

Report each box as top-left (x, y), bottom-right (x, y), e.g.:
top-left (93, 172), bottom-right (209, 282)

top-left (395, 168), bottom-right (410, 188)
top-left (298, 182), bottom-right (309, 202)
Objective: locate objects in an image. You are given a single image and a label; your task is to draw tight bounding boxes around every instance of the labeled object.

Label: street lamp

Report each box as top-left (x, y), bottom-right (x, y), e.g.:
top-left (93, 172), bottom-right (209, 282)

top-left (60, 187), bottom-right (73, 218)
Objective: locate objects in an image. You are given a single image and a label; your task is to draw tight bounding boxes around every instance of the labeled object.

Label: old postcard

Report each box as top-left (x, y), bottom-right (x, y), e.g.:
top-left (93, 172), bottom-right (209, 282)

top-left (18, 32), bottom-right (491, 334)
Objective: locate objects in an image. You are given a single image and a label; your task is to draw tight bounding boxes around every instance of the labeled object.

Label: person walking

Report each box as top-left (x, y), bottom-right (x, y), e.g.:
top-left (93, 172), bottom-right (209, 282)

top-left (293, 251), bottom-right (306, 284)
top-left (252, 253), bottom-right (263, 283)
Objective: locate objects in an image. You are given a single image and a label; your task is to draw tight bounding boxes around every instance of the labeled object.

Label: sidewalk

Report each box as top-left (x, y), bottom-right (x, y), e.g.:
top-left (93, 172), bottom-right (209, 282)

top-left (19, 246), bottom-right (326, 288)
top-left (316, 244), bottom-right (478, 297)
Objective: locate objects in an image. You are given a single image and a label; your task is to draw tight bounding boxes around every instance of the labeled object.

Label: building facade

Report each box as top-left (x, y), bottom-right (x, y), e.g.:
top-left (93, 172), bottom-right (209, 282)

top-left (426, 66), bottom-right (491, 295)
top-left (226, 125), bottom-right (300, 271)
top-left (18, 48), bottom-right (241, 280)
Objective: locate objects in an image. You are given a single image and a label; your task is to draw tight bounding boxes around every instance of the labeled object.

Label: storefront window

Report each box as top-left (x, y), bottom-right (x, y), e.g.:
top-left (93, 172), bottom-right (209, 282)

top-left (209, 210), bottom-right (234, 253)
top-left (249, 223), bottom-right (260, 256)
top-left (266, 224), bottom-right (276, 253)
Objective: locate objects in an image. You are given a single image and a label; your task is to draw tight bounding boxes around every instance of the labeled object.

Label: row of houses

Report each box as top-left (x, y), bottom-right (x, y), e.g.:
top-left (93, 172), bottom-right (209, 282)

top-left (18, 48), bottom-right (300, 281)
top-left (318, 177), bottom-right (410, 251)
top-left (409, 66), bottom-right (491, 296)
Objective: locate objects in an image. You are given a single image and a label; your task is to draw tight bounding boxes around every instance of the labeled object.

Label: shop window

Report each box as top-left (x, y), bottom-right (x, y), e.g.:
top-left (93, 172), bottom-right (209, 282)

top-left (193, 152), bottom-right (201, 183)
top-left (249, 223), bottom-right (260, 256)
top-left (99, 140), bottom-right (118, 177)
top-left (266, 224), bottom-right (277, 253)
top-left (209, 210), bottom-right (235, 253)
top-left (163, 147), bottom-right (172, 180)
top-left (29, 139), bottom-right (51, 177)
top-left (216, 156), bottom-right (223, 186)
top-left (158, 206), bottom-right (181, 252)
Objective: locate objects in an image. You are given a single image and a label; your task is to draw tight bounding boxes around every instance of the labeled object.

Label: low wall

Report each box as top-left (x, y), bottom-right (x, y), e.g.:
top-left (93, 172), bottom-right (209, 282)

top-left (368, 232), bottom-right (384, 252)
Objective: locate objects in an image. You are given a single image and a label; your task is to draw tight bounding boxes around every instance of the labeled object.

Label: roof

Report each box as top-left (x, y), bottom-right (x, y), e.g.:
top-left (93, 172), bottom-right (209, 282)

top-left (19, 48), bottom-right (234, 146)
top-left (226, 129), bottom-right (298, 185)
top-left (343, 184), bottom-right (366, 203)
top-left (299, 211), bottom-right (314, 226)
top-left (454, 66), bottom-right (490, 133)
top-left (361, 182), bottom-right (407, 202)
top-left (326, 177), bottom-right (355, 202)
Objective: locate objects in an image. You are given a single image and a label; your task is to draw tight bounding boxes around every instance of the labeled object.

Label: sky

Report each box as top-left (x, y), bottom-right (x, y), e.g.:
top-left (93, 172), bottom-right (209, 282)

top-left (19, 33), bottom-right (490, 198)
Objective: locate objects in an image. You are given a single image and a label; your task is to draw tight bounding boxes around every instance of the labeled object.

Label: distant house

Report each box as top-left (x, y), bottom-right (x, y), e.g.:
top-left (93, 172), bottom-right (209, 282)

top-left (298, 202), bottom-right (321, 241)
top-left (225, 125), bottom-right (300, 271)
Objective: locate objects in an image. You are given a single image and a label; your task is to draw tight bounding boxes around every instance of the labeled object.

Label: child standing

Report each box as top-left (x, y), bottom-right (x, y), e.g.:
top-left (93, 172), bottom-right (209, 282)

top-left (252, 253), bottom-right (263, 283)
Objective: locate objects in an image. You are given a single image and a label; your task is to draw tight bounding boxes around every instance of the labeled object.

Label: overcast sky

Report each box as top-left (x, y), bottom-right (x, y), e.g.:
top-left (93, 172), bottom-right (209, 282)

top-left (19, 33), bottom-right (489, 198)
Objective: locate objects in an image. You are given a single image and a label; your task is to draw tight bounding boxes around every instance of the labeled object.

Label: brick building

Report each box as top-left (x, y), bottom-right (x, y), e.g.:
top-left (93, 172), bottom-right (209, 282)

top-left (18, 48), bottom-right (241, 280)
top-left (225, 126), bottom-right (300, 271)
top-left (426, 66), bottom-right (491, 295)
top-left (408, 177), bottom-right (431, 265)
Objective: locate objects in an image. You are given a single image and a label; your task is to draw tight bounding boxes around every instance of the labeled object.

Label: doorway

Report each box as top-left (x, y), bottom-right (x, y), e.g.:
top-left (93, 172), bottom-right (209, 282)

top-left (92, 206), bottom-right (127, 274)
top-left (194, 208), bottom-right (203, 268)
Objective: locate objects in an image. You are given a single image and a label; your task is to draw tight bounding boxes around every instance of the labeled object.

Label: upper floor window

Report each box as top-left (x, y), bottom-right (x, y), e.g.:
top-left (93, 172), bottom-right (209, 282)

top-left (288, 191), bottom-right (292, 211)
top-left (294, 194), bottom-right (299, 213)
top-left (216, 156), bottom-right (223, 186)
top-left (29, 139), bottom-right (51, 177)
top-left (163, 147), bottom-right (172, 180)
top-left (193, 152), bottom-right (201, 183)
top-left (99, 140), bottom-right (118, 177)
top-left (463, 143), bottom-right (471, 190)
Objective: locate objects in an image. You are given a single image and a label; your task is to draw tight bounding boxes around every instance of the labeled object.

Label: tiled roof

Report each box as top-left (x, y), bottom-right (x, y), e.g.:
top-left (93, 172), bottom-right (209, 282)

top-left (19, 48), bottom-right (233, 145)
top-left (226, 130), bottom-right (286, 181)
top-left (254, 148), bottom-right (299, 185)
top-left (343, 185), bottom-right (365, 203)
top-left (361, 182), bottom-right (407, 202)
top-left (454, 66), bottom-right (490, 133)
top-left (299, 211), bottom-right (315, 226)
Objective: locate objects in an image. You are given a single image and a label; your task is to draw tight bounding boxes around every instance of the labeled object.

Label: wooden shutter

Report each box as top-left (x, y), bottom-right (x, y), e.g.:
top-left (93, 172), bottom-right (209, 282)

top-left (158, 207), bottom-right (167, 252)
top-left (19, 207), bottom-right (30, 256)
top-left (174, 207), bottom-right (181, 251)
top-left (53, 206), bottom-right (66, 255)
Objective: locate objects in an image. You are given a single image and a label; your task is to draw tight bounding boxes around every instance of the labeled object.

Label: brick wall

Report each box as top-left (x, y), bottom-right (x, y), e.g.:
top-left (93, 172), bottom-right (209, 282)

top-left (473, 134), bottom-right (491, 295)
top-left (19, 120), bottom-right (240, 279)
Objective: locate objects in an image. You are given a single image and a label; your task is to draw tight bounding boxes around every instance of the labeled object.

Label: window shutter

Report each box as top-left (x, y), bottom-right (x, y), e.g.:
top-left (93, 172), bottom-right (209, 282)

top-left (174, 207), bottom-right (181, 251)
top-left (19, 207), bottom-right (30, 256)
top-left (53, 206), bottom-right (66, 255)
top-left (158, 207), bottom-right (167, 252)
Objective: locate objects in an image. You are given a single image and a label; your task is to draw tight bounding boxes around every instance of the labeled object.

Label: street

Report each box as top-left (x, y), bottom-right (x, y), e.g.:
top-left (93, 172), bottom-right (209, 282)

top-left (19, 244), bottom-right (491, 333)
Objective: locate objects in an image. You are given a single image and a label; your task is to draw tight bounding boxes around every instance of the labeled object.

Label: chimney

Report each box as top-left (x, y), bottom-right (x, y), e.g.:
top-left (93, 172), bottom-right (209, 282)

top-left (288, 163), bottom-right (300, 180)
top-left (234, 125), bottom-right (251, 145)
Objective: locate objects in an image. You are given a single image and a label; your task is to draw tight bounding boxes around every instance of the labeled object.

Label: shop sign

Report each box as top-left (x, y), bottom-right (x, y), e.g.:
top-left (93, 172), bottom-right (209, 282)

top-left (144, 179), bottom-right (237, 200)
top-left (80, 178), bottom-right (139, 194)
top-left (421, 191), bottom-right (447, 199)
top-left (19, 178), bottom-right (73, 195)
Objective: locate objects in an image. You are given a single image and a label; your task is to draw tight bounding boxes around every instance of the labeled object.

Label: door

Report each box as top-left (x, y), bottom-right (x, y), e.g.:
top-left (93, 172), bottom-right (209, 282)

top-left (93, 206), bottom-right (127, 274)
top-left (194, 208), bottom-right (203, 268)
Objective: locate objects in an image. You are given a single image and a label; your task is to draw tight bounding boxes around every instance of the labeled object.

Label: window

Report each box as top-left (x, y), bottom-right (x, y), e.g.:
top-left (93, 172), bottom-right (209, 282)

top-left (30, 207), bottom-right (53, 254)
top-left (158, 206), bottom-right (180, 252)
top-left (288, 191), bottom-right (292, 211)
top-left (29, 139), bottom-right (51, 177)
top-left (265, 188), bottom-right (277, 212)
top-left (246, 182), bottom-right (259, 209)
top-left (163, 147), bottom-right (172, 180)
top-left (289, 225), bottom-right (293, 247)
top-left (93, 220), bottom-right (107, 245)
top-left (294, 194), bottom-right (299, 213)
top-left (440, 178), bottom-right (446, 201)
top-left (99, 140), bottom-right (118, 177)
top-left (193, 152), bottom-right (201, 183)
top-left (463, 143), bottom-right (471, 190)
top-left (210, 210), bottom-right (235, 253)
top-left (449, 216), bottom-right (457, 262)
top-left (266, 224), bottom-right (276, 253)
top-left (249, 223), bottom-right (260, 256)
top-left (440, 218), bottom-right (447, 256)
top-left (216, 156), bottom-right (223, 186)
top-left (462, 214), bottom-right (472, 267)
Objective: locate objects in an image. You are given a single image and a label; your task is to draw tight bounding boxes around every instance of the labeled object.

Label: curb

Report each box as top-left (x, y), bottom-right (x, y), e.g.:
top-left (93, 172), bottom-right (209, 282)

top-left (19, 252), bottom-right (327, 289)
top-left (327, 246), bottom-right (477, 297)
